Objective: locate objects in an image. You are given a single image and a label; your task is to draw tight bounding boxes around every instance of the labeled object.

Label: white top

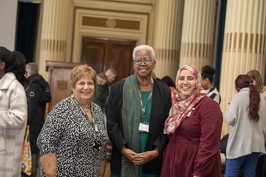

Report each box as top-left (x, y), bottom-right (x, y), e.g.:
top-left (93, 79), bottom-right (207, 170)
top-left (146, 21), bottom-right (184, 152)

top-left (206, 87), bottom-right (220, 104)
top-left (262, 86), bottom-right (266, 100)
top-left (224, 88), bottom-right (266, 159)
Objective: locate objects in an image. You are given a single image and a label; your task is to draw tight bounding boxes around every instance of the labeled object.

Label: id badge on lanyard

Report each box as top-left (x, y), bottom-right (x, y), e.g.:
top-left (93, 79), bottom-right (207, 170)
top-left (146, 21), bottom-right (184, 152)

top-left (139, 122), bottom-right (149, 132)
top-left (138, 78), bottom-right (153, 133)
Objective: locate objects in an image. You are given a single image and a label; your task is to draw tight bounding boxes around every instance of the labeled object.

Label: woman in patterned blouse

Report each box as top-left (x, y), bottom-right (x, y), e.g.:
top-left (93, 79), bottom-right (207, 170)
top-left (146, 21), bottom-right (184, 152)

top-left (37, 65), bottom-right (109, 177)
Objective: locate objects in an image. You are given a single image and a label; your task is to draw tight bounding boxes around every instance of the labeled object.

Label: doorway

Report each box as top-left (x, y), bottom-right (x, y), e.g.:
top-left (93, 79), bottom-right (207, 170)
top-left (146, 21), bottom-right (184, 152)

top-left (81, 37), bottom-right (136, 81)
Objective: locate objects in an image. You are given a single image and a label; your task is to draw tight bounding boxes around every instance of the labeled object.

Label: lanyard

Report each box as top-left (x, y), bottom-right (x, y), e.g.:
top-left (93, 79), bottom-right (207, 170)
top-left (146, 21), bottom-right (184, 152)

top-left (70, 95), bottom-right (98, 132)
top-left (138, 78), bottom-right (153, 122)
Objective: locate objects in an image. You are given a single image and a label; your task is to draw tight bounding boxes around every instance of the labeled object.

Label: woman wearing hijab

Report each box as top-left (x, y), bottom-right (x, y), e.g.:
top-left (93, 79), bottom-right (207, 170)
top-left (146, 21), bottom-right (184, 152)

top-left (161, 64), bottom-right (223, 177)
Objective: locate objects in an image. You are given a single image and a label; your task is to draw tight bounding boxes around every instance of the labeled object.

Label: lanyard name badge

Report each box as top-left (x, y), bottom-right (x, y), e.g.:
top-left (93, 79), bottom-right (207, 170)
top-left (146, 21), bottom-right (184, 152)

top-left (71, 95), bottom-right (98, 132)
top-left (138, 79), bottom-right (153, 133)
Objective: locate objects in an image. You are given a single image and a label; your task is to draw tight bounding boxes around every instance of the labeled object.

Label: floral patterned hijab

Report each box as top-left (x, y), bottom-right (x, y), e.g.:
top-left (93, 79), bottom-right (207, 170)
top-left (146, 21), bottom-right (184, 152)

top-left (164, 64), bottom-right (206, 134)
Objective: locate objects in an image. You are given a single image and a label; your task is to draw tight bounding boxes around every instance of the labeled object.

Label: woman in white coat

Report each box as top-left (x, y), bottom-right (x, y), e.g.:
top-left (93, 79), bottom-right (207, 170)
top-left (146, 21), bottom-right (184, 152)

top-left (0, 47), bottom-right (27, 177)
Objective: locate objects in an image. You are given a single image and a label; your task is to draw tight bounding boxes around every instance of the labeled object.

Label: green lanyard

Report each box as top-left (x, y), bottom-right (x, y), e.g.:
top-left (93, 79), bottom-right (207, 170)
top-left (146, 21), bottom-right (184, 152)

top-left (138, 78), bottom-right (153, 123)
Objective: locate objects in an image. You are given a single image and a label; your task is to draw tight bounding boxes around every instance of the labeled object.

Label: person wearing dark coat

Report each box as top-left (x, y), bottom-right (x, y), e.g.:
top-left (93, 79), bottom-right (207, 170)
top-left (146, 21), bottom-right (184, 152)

top-left (91, 68), bottom-right (117, 110)
top-left (106, 45), bottom-right (171, 177)
top-left (24, 62), bottom-right (51, 177)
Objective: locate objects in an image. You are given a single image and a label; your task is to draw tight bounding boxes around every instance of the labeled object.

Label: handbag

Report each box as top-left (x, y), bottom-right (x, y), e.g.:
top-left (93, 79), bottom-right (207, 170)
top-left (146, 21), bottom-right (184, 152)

top-left (21, 126), bottom-right (32, 176)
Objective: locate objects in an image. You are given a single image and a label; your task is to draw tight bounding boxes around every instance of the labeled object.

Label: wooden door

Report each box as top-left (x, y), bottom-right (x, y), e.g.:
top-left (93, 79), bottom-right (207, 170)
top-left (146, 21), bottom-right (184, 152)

top-left (46, 61), bottom-right (80, 111)
top-left (81, 37), bottom-right (136, 81)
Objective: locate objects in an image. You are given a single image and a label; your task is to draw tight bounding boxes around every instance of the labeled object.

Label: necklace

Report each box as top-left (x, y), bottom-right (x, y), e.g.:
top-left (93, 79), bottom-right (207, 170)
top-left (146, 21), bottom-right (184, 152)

top-left (84, 107), bottom-right (90, 112)
top-left (82, 104), bottom-right (91, 113)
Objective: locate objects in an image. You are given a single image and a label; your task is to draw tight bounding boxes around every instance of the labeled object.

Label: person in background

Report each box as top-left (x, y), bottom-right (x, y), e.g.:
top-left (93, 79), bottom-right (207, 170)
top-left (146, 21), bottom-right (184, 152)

top-left (161, 64), bottom-right (223, 177)
top-left (201, 65), bottom-right (221, 104)
top-left (161, 75), bottom-right (177, 105)
top-left (106, 44), bottom-right (172, 177)
top-left (224, 74), bottom-right (266, 177)
top-left (91, 68), bottom-right (117, 161)
top-left (91, 68), bottom-right (117, 110)
top-left (24, 62), bottom-right (51, 177)
top-left (0, 47), bottom-right (27, 177)
top-left (37, 65), bottom-right (109, 177)
top-left (247, 69), bottom-right (266, 99)
top-left (11, 51), bottom-right (27, 85)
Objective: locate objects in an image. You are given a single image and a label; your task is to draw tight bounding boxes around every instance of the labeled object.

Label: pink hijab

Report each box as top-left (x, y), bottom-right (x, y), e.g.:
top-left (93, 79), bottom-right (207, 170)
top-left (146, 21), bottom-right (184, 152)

top-left (164, 64), bottom-right (206, 134)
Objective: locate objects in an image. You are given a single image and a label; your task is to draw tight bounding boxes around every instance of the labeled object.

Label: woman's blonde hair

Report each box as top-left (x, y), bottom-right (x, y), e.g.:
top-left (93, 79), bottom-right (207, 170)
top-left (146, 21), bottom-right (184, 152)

top-left (71, 65), bottom-right (97, 87)
top-left (247, 69), bottom-right (265, 93)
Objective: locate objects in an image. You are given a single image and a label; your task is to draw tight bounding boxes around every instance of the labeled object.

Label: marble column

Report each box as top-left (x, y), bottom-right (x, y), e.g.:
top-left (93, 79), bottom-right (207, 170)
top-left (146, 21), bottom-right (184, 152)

top-left (153, 0), bottom-right (184, 80)
top-left (219, 0), bottom-right (266, 135)
top-left (38, 0), bottom-right (73, 75)
top-left (179, 0), bottom-right (218, 70)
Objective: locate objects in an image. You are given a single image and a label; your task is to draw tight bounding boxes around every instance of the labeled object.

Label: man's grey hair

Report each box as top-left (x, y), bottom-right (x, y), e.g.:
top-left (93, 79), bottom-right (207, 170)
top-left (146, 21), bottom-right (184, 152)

top-left (26, 62), bottom-right (39, 74)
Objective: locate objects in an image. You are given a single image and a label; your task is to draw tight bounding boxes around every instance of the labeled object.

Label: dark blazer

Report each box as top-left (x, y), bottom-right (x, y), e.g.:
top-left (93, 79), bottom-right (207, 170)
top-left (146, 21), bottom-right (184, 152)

top-left (106, 78), bottom-right (172, 174)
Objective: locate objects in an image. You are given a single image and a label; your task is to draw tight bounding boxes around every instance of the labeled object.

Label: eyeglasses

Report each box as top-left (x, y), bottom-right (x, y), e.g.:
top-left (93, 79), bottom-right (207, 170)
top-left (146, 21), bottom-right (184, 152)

top-left (133, 57), bottom-right (154, 65)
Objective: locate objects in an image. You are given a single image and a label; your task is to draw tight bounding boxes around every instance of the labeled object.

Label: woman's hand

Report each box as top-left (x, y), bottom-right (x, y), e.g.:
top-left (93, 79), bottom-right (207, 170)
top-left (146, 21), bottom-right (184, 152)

top-left (122, 147), bottom-right (160, 165)
top-left (98, 160), bottom-right (106, 177)
top-left (39, 153), bottom-right (57, 177)
top-left (121, 146), bottom-right (138, 162)
top-left (133, 148), bottom-right (159, 165)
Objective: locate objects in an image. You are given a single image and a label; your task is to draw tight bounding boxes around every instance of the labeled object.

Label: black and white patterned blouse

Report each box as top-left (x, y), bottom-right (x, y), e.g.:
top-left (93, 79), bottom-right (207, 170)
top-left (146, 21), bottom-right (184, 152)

top-left (37, 96), bottom-right (109, 177)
